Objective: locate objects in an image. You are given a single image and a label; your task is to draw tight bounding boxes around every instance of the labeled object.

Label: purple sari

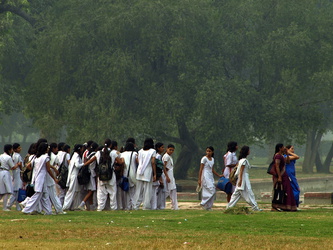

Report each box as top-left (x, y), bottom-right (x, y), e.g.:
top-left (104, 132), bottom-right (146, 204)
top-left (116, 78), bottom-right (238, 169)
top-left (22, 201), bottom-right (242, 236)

top-left (272, 154), bottom-right (297, 211)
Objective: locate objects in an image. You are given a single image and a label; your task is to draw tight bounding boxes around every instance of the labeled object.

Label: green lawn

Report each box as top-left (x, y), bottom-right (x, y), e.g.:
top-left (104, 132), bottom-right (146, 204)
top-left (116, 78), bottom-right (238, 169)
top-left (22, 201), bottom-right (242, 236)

top-left (0, 208), bottom-right (332, 249)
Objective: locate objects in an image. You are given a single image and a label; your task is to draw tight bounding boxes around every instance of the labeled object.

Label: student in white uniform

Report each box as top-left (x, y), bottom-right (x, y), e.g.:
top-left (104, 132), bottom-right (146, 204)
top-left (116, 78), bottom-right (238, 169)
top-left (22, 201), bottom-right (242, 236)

top-left (120, 142), bottom-right (138, 210)
top-left (0, 144), bottom-right (21, 211)
top-left (78, 142), bottom-right (98, 211)
top-left (223, 141), bottom-right (238, 202)
top-left (22, 142), bottom-right (58, 215)
top-left (163, 144), bottom-right (179, 210)
top-left (198, 146), bottom-right (222, 210)
top-left (56, 143), bottom-right (70, 205)
top-left (133, 138), bottom-right (157, 210)
top-left (111, 141), bottom-right (125, 210)
top-left (7, 143), bottom-right (23, 211)
top-left (84, 139), bottom-right (118, 211)
top-left (47, 143), bottom-right (66, 214)
top-left (63, 144), bottom-right (85, 211)
top-left (227, 146), bottom-right (262, 211)
top-left (152, 142), bottom-right (165, 210)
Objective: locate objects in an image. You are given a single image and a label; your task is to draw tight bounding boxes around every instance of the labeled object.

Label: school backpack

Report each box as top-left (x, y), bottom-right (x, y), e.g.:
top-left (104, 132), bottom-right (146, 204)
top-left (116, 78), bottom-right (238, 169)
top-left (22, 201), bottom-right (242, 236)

top-left (155, 158), bottom-right (164, 179)
top-left (95, 151), bottom-right (113, 181)
top-left (229, 163), bottom-right (239, 186)
top-left (57, 154), bottom-right (69, 189)
top-left (77, 152), bottom-right (95, 185)
top-left (77, 165), bottom-right (91, 185)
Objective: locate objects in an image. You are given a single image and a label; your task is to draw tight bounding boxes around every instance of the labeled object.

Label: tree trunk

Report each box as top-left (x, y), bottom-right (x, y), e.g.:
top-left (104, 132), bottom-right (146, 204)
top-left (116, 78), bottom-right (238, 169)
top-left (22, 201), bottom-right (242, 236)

top-left (322, 142), bottom-right (333, 173)
top-left (302, 129), bottom-right (323, 173)
top-left (173, 119), bottom-right (200, 179)
top-left (315, 151), bottom-right (324, 173)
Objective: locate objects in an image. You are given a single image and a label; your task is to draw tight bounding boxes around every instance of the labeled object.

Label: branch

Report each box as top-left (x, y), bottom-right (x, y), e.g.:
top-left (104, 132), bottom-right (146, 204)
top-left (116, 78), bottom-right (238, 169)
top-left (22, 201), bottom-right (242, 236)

top-left (0, 3), bottom-right (36, 26)
top-left (158, 131), bottom-right (185, 145)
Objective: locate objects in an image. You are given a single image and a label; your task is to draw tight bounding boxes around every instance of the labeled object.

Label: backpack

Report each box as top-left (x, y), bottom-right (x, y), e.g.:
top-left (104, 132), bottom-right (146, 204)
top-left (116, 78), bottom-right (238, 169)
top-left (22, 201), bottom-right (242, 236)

top-left (155, 158), bottom-right (164, 179)
top-left (57, 154), bottom-right (69, 189)
top-left (96, 151), bottom-right (113, 181)
top-left (229, 163), bottom-right (239, 186)
top-left (77, 152), bottom-right (95, 185)
top-left (77, 165), bottom-right (91, 185)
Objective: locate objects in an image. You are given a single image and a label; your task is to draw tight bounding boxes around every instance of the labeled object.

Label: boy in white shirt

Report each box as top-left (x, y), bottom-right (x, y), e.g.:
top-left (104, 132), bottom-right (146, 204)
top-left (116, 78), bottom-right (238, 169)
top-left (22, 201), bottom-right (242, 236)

top-left (162, 144), bottom-right (179, 210)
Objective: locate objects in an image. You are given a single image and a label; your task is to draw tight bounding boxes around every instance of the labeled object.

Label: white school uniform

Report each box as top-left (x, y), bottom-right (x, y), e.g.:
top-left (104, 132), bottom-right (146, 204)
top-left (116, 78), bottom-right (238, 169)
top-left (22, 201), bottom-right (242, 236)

top-left (163, 153), bottom-right (178, 210)
top-left (227, 158), bottom-right (260, 211)
top-left (95, 149), bottom-right (117, 211)
top-left (55, 151), bottom-right (69, 205)
top-left (7, 152), bottom-right (23, 210)
top-left (62, 152), bottom-right (84, 210)
top-left (85, 151), bottom-right (97, 192)
top-left (120, 151), bottom-right (137, 210)
top-left (133, 148), bottom-right (156, 210)
top-left (47, 152), bottom-right (63, 213)
top-left (200, 156), bottom-right (215, 210)
top-left (22, 154), bottom-right (52, 215)
top-left (151, 153), bottom-right (162, 210)
top-left (0, 153), bottom-right (14, 210)
top-left (223, 151), bottom-right (238, 193)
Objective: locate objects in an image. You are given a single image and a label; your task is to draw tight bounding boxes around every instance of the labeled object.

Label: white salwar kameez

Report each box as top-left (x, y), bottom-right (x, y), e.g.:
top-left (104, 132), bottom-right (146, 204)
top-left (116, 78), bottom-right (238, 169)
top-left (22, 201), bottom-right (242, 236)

top-left (120, 151), bottom-right (137, 210)
top-left (0, 153), bottom-right (14, 210)
top-left (62, 152), bottom-right (84, 210)
top-left (22, 154), bottom-right (52, 215)
top-left (133, 148), bottom-right (156, 210)
top-left (7, 152), bottom-right (23, 210)
top-left (95, 150), bottom-right (117, 211)
top-left (200, 156), bottom-right (215, 210)
top-left (226, 158), bottom-right (260, 211)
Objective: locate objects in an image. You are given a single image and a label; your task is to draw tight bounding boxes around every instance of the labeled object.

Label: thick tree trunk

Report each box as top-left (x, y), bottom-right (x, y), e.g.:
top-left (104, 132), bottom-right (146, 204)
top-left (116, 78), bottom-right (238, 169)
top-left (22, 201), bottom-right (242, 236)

top-left (302, 130), bottom-right (323, 173)
top-left (173, 119), bottom-right (200, 179)
top-left (323, 142), bottom-right (333, 173)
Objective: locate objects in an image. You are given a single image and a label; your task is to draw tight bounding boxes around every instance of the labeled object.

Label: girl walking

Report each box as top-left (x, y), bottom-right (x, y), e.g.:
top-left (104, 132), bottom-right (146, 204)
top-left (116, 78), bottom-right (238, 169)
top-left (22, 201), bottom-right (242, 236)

top-left (226, 146), bottom-right (261, 211)
top-left (198, 146), bottom-right (222, 211)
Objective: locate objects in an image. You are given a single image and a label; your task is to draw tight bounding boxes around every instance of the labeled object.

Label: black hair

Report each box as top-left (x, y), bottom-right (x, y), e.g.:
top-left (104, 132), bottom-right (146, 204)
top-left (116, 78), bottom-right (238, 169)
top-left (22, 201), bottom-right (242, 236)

top-left (48, 143), bottom-right (58, 156)
top-left (28, 143), bottom-right (36, 155)
top-left (286, 145), bottom-right (292, 149)
top-left (63, 144), bottom-right (71, 153)
top-left (89, 142), bottom-right (99, 153)
top-left (207, 146), bottom-right (215, 158)
top-left (167, 144), bottom-right (175, 149)
top-left (143, 138), bottom-right (154, 150)
top-left (125, 142), bottom-right (135, 152)
top-left (101, 139), bottom-right (112, 164)
top-left (71, 144), bottom-right (83, 159)
top-left (227, 141), bottom-right (238, 152)
top-left (58, 142), bottom-right (66, 151)
top-left (275, 143), bottom-right (284, 154)
top-left (13, 143), bottom-right (20, 150)
top-left (155, 142), bottom-right (164, 151)
top-left (36, 142), bottom-right (48, 158)
top-left (4, 144), bottom-right (13, 155)
top-left (239, 146), bottom-right (250, 159)
top-left (36, 138), bottom-right (47, 149)
top-left (126, 137), bottom-right (136, 145)
top-left (111, 141), bottom-right (118, 150)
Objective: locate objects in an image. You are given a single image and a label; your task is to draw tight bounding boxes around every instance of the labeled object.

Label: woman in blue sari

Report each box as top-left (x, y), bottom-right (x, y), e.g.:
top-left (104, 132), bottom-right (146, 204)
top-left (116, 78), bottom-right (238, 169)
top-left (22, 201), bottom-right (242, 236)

top-left (285, 145), bottom-right (300, 207)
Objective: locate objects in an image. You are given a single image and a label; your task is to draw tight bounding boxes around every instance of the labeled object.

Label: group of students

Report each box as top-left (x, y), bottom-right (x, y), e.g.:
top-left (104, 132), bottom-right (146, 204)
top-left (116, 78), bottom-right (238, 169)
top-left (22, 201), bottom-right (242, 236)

top-left (198, 141), bottom-right (300, 212)
top-left (0, 137), bottom-right (179, 215)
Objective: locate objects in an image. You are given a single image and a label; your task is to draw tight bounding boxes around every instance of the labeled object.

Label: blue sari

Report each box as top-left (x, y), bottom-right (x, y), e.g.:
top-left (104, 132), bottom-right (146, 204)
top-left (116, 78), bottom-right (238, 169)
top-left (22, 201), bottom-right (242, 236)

top-left (285, 156), bottom-right (300, 206)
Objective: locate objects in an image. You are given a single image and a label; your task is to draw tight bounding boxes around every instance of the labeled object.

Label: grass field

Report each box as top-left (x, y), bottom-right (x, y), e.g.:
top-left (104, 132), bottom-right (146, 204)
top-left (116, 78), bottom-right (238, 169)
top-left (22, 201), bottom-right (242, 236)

top-left (1, 206), bottom-right (332, 249)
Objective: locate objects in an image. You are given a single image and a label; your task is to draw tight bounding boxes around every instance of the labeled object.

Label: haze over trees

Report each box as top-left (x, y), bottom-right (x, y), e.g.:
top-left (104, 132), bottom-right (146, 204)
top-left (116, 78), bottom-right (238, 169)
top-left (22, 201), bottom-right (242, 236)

top-left (1, 0), bottom-right (333, 176)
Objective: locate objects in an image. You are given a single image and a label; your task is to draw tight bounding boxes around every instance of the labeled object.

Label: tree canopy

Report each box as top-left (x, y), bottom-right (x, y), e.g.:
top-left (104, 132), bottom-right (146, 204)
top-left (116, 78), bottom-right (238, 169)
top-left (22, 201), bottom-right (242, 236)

top-left (1, 0), bottom-right (333, 175)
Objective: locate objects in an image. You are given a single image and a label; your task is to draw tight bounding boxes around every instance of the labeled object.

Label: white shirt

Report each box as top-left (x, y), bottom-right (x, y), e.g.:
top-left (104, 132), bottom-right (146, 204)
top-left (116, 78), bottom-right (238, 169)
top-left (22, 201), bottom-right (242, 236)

top-left (136, 148), bottom-right (156, 182)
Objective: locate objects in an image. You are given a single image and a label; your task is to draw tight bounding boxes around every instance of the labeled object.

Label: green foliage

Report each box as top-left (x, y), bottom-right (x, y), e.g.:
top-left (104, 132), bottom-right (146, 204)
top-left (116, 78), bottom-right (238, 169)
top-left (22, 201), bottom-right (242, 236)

top-left (1, 0), bottom-right (333, 174)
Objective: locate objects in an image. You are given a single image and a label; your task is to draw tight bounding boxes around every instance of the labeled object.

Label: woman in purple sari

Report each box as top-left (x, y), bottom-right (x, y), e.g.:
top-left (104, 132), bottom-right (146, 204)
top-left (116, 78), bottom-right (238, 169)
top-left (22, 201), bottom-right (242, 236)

top-left (271, 143), bottom-right (297, 212)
